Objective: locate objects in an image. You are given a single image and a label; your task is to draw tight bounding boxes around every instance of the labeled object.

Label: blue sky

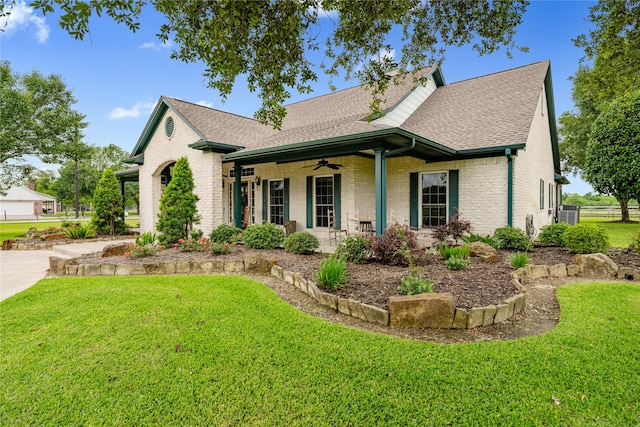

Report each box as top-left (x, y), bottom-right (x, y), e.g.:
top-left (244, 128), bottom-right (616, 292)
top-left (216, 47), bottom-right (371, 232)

top-left (1, 0), bottom-right (596, 194)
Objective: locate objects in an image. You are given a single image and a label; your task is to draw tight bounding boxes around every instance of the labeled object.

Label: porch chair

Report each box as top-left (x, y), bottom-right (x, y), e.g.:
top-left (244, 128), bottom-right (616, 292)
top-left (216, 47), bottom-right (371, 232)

top-left (346, 210), bottom-right (360, 235)
top-left (328, 209), bottom-right (348, 245)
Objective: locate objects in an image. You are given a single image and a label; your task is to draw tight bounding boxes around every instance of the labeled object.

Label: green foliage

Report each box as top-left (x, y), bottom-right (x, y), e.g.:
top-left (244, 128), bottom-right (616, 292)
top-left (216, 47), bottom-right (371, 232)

top-left (439, 245), bottom-right (470, 260)
top-left (444, 256), bottom-right (470, 270)
top-left (28, 2), bottom-right (528, 128)
top-left (209, 224), bottom-right (243, 244)
top-left (431, 214), bottom-right (472, 244)
top-left (584, 91), bottom-right (640, 221)
top-left (315, 255), bottom-right (348, 290)
top-left (561, 192), bottom-right (638, 206)
top-left (156, 157), bottom-right (200, 244)
top-left (370, 223), bottom-right (418, 266)
top-left (0, 61), bottom-right (87, 195)
top-left (190, 229), bottom-right (204, 241)
top-left (283, 232), bottom-right (319, 255)
top-left (64, 223), bottom-right (95, 239)
top-left (493, 225), bottom-right (533, 251)
top-left (135, 231), bottom-right (157, 247)
top-left (632, 230), bottom-right (640, 254)
top-left (462, 233), bottom-right (500, 248)
top-left (335, 235), bottom-right (370, 264)
top-left (398, 273), bottom-right (434, 296)
top-left (562, 223), bottom-right (610, 254)
top-left (92, 169), bottom-right (125, 235)
top-left (176, 237), bottom-right (210, 252)
top-left (507, 252), bottom-right (530, 269)
top-left (209, 242), bottom-right (232, 255)
top-left (124, 242), bottom-right (164, 259)
top-left (538, 223), bottom-right (571, 247)
top-left (243, 222), bottom-right (285, 249)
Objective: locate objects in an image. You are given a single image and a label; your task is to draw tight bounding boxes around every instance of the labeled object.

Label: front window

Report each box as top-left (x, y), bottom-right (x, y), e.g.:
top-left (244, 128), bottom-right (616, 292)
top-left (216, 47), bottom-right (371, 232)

top-left (315, 176), bottom-right (333, 227)
top-left (421, 172), bottom-right (447, 227)
top-left (269, 180), bottom-right (284, 225)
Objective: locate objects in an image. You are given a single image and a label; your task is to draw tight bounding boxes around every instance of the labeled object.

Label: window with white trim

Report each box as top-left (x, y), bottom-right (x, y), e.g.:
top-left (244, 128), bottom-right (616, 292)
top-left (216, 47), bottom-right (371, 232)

top-left (421, 172), bottom-right (447, 227)
top-left (269, 180), bottom-right (285, 225)
top-left (315, 176), bottom-right (333, 227)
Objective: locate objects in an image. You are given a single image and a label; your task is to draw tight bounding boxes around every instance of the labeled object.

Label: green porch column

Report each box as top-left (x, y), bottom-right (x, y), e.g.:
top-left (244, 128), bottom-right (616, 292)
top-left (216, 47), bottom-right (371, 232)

top-left (234, 162), bottom-right (242, 228)
top-left (374, 148), bottom-right (386, 235)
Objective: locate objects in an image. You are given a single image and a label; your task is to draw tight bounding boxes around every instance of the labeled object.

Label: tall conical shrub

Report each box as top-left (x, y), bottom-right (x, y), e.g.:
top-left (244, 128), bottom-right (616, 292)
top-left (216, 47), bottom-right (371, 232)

top-left (156, 156), bottom-right (199, 244)
top-left (92, 168), bottom-right (124, 235)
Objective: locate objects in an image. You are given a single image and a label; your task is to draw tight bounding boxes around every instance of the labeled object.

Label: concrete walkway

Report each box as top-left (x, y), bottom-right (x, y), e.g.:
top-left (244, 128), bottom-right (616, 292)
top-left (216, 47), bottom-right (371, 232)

top-left (0, 239), bottom-right (134, 301)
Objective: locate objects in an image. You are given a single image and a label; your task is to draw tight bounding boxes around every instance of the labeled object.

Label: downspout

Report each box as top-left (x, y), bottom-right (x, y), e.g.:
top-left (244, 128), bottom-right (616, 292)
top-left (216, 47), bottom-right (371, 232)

top-left (506, 149), bottom-right (513, 226)
top-left (374, 138), bottom-right (416, 235)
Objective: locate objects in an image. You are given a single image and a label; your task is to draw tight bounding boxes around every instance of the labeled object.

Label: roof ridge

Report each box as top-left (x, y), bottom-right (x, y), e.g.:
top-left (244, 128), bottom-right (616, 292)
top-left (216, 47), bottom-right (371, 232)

top-left (162, 96), bottom-right (260, 123)
top-left (447, 60), bottom-right (549, 86)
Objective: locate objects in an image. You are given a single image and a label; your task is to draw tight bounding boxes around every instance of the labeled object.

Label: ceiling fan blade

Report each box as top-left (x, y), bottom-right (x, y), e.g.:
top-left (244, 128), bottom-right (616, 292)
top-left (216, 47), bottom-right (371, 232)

top-left (327, 164), bottom-right (339, 170)
top-left (313, 164), bottom-right (323, 170)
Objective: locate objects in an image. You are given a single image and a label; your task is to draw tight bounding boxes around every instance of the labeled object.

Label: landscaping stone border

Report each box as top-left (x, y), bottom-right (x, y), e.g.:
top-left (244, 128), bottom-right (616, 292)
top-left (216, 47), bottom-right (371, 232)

top-left (52, 251), bottom-right (632, 330)
top-left (5, 235), bottom-right (133, 251)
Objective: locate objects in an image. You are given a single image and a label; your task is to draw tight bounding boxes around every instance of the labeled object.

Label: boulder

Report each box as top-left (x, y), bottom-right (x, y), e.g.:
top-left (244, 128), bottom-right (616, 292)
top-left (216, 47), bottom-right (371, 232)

top-left (244, 254), bottom-right (277, 274)
top-left (101, 243), bottom-right (130, 257)
top-left (467, 241), bottom-right (499, 263)
top-left (571, 253), bottom-right (618, 278)
top-left (40, 233), bottom-right (67, 241)
top-left (49, 256), bottom-right (71, 275)
top-left (389, 292), bottom-right (455, 328)
top-left (617, 267), bottom-right (635, 280)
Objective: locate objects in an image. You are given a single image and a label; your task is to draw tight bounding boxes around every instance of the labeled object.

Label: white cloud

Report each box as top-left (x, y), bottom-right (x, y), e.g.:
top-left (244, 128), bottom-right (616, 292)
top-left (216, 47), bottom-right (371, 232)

top-left (109, 101), bottom-right (156, 119)
top-left (310, 1), bottom-right (339, 20)
top-left (138, 40), bottom-right (173, 51)
top-left (196, 100), bottom-right (214, 108)
top-left (0, 0), bottom-right (50, 43)
top-left (355, 47), bottom-right (397, 72)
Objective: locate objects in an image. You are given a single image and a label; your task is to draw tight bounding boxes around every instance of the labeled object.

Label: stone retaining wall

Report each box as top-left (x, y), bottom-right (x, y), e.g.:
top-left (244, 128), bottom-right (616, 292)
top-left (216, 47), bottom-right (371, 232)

top-left (6, 236), bottom-right (133, 251)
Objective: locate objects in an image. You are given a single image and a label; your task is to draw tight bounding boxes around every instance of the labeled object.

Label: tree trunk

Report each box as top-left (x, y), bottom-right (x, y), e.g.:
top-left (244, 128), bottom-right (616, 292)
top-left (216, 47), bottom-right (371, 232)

top-left (74, 158), bottom-right (80, 219)
top-left (618, 197), bottom-right (630, 222)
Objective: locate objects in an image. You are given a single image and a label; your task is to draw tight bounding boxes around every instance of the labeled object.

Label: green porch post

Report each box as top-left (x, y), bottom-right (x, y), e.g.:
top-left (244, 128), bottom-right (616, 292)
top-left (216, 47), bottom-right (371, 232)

top-left (234, 162), bottom-right (242, 228)
top-left (374, 148), bottom-right (386, 235)
top-left (506, 149), bottom-right (513, 226)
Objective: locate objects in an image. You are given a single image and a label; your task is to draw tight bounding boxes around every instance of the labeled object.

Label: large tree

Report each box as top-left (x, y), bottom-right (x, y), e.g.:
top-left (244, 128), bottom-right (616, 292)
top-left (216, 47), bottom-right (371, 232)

top-left (559, 0), bottom-right (640, 178)
top-left (92, 168), bottom-right (125, 235)
top-left (584, 91), bottom-right (640, 222)
top-left (13, 0), bottom-right (528, 128)
top-left (0, 60), bottom-right (87, 194)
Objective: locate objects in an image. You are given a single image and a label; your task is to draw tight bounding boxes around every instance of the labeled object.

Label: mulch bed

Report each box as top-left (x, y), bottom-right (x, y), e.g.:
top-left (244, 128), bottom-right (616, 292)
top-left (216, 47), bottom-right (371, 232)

top-left (74, 245), bottom-right (640, 311)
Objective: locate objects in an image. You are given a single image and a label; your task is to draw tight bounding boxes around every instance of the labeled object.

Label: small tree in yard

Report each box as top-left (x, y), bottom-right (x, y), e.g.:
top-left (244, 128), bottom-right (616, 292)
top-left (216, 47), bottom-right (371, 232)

top-left (157, 157), bottom-right (199, 244)
top-left (92, 169), bottom-right (124, 235)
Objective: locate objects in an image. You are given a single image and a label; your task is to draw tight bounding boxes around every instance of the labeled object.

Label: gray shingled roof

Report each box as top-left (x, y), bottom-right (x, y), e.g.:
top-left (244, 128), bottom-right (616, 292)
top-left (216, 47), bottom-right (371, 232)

top-left (401, 61), bottom-right (550, 151)
top-left (160, 61), bottom-right (549, 155)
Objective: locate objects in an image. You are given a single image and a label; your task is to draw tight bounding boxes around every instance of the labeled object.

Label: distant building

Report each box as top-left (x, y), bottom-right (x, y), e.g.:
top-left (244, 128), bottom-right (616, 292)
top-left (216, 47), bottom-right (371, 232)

top-left (0, 186), bottom-right (57, 219)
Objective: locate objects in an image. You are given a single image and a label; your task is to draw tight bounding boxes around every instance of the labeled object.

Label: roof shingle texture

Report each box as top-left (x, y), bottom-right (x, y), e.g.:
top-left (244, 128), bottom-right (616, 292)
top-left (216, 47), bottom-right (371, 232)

top-left (401, 61), bottom-right (549, 150)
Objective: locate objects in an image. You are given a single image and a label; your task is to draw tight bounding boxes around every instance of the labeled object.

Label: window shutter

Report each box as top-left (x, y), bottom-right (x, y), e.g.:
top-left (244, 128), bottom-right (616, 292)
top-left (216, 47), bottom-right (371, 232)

top-left (448, 170), bottom-right (459, 220)
top-left (410, 172), bottom-right (418, 228)
top-left (306, 176), bottom-right (313, 228)
top-left (284, 178), bottom-right (290, 222)
top-left (540, 179), bottom-right (545, 210)
top-left (333, 174), bottom-right (342, 229)
top-left (262, 181), bottom-right (268, 223)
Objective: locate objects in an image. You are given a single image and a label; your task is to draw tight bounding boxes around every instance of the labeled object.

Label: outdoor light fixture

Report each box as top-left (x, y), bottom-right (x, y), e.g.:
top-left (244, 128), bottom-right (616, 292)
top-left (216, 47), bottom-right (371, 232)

top-left (255, 176), bottom-right (261, 186)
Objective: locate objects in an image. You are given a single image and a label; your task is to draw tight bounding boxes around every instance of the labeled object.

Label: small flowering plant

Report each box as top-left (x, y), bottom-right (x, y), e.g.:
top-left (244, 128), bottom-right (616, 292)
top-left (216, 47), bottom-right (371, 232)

top-left (209, 241), bottom-right (232, 255)
top-left (124, 242), bottom-right (165, 259)
top-left (175, 236), bottom-right (211, 252)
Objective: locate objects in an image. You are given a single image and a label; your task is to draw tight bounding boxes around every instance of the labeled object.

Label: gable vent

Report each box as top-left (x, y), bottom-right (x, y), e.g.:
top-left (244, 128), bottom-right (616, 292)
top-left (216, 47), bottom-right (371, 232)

top-left (165, 117), bottom-right (175, 137)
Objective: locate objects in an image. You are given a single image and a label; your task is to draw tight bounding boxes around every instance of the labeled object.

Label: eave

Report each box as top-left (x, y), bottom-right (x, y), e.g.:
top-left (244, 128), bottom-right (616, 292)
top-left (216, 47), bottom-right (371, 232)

top-left (188, 140), bottom-right (245, 154)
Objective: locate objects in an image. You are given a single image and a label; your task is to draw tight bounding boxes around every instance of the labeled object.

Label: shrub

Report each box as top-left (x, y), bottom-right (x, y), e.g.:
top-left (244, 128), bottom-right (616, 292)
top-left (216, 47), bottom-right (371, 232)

top-left (538, 223), bottom-right (571, 247)
top-left (64, 223), bottom-right (95, 239)
top-left (430, 224), bottom-right (449, 245)
top-left (439, 245), bottom-right (469, 260)
top-left (493, 226), bottom-right (533, 251)
top-left (430, 214), bottom-right (472, 244)
top-left (209, 224), bottom-right (242, 243)
top-left (176, 237), bottom-right (210, 252)
top-left (632, 231), bottom-right (640, 254)
top-left (124, 243), bottom-right (164, 259)
top-left (462, 233), bottom-right (500, 248)
top-left (562, 223), bottom-right (609, 254)
top-left (315, 256), bottom-right (348, 290)
top-left (444, 255), bottom-right (470, 270)
top-left (210, 242), bottom-right (232, 255)
top-left (284, 232), bottom-right (319, 254)
top-left (243, 222), bottom-right (285, 249)
top-left (135, 231), bottom-right (157, 247)
top-left (157, 157), bottom-right (200, 244)
top-left (369, 223), bottom-right (418, 266)
top-left (335, 235), bottom-right (370, 264)
top-left (507, 252), bottom-right (530, 269)
top-left (190, 229), bottom-right (204, 241)
top-left (92, 169), bottom-right (125, 235)
top-left (398, 273), bottom-right (434, 295)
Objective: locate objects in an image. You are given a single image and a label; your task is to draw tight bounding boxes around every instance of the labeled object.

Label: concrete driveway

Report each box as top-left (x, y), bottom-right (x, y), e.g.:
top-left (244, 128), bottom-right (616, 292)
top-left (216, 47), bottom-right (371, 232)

top-left (0, 240), bottom-right (133, 301)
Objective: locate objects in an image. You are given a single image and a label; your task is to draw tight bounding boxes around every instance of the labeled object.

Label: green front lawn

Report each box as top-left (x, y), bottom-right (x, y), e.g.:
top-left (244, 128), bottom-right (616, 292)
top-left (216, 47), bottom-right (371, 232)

top-left (2, 276), bottom-right (638, 425)
top-left (0, 219), bottom-right (138, 244)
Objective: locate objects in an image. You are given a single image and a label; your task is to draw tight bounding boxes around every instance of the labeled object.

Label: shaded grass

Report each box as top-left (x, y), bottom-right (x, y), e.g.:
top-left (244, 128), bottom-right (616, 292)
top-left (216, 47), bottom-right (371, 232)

top-left (1, 276), bottom-right (639, 425)
top-left (580, 216), bottom-right (640, 248)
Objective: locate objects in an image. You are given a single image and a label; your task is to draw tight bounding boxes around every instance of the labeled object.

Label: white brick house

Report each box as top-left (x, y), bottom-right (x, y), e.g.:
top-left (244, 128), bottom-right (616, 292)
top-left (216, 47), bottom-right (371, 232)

top-left (119, 61), bottom-right (566, 240)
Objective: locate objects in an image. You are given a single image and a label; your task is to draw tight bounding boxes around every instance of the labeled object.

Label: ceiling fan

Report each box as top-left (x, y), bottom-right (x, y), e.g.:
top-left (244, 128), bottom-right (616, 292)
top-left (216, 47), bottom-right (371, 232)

top-left (302, 159), bottom-right (343, 171)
